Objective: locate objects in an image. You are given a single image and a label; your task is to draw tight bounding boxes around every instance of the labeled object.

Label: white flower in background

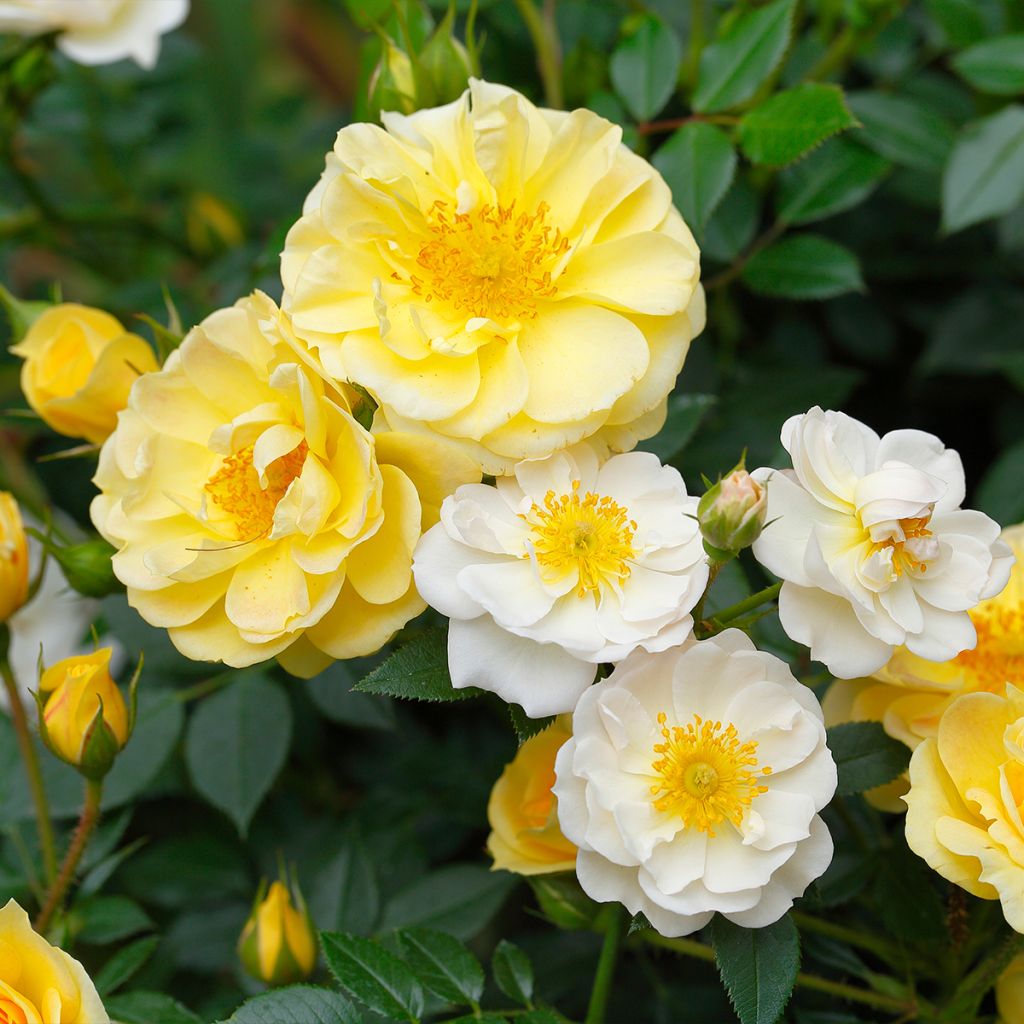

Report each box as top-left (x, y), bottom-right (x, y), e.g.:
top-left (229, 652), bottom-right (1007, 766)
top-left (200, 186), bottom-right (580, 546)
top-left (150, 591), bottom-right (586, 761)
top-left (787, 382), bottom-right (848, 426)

top-left (0, 0), bottom-right (188, 69)
top-left (752, 407), bottom-right (1014, 680)
top-left (412, 444), bottom-right (708, 717)
top-left (552, 630), bottom-right (836, 936)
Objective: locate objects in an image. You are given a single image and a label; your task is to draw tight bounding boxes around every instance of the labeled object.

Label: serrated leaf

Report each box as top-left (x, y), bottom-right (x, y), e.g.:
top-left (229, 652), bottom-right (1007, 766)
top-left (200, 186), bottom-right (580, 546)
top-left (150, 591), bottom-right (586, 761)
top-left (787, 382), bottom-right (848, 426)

top-left (609, 14), bottom-right (682, 121)
top-left (693, 0), bottom-right (796, 114)
top-left (638, 393), bottom-right (717, 464)
top-left (216, 985), bottom-right (360, 1024)
top-left (712, 915), bottom-right (800, 1024)
top-left (952, 35), bottom-right (1024, 96)
top-left (184, 672), bottom-right (292, 836)
top-left (739, 84), bottom-right (856, 168)
top-left (104, 991), bottom-right (202, 1024)
top-left (942, 105), bottom-right (1024, 233)
top-left (492, 940), bottom-right (534, 1006)
top-left (742, 235), bottom-right (863, 300)
top-left (354, 628), bottom-right (482, 702)
top-left (398, 927), bottom-right (485, 1006)
top-left (847, 91), bottom-right (955, 172)
top-left (654, 122), bottom-right (736, 230)
top-left (94, 935), bottom-right (160, 996)
top-left (628, 912), bottom-right (652, 934)
top-left (776, 138), bottom-right (889, 224)
top-left (509, 705), bottom-right (554, 743)
top-left (827, 722), bottom-right (910, 796)
top-left (321, 931), bottom-right (424, 1021)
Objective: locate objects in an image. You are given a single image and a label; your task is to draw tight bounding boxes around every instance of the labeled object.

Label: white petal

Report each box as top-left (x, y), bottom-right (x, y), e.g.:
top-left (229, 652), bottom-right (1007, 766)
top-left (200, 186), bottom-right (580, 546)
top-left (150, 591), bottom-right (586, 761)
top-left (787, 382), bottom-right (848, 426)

top-left (411, 526), bottom-right (488, 620)
top-left (875, 429), bottom-right (965, 512)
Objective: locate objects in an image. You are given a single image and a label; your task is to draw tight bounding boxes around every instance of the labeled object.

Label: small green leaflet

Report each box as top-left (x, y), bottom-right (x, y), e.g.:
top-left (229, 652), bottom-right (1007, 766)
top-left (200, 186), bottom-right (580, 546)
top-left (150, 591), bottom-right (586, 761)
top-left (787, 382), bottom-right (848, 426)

top-left (354, 628), bottom-right (483, 702)
top-left (321, 931), bottom-right (424, 1021)
top-left (609, 14), bottom-right (682, 121)
top-left (654, 122), bottom-right (737, 231)
top-left (952, 34), bottom-right (1024, 96)
top-left (492, 940), bottom-right (535, 1007)
top-left (742, 235), bottom-right (864, 300)
top-left (827, 721), bottom-right (910, 796)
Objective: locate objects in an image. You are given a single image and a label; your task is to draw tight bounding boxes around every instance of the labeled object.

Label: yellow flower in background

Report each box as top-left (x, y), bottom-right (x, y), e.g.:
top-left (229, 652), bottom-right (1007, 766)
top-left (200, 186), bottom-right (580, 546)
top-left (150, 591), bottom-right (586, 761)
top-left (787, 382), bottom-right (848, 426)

top-left (91, 292), bottom-right (479, 676)
top-left (281, 78), bottom-right (704, 475)
top-left (0, 898), bottom-right (109, 1023)
top-left (10, 304), bottom-right (159, 445)
top-left (905, 684), bottom-right (1024, 931)
top-left (0, 493), bottom-right (29, 624)
top-left (40, 648), bottom-right (129, 776)
top-left (999, 954), bottom-right (1024, 1024)
top-left (239, 879), bottom-right (317, 987)
top-left (487, 717), bottom-right (577, 875)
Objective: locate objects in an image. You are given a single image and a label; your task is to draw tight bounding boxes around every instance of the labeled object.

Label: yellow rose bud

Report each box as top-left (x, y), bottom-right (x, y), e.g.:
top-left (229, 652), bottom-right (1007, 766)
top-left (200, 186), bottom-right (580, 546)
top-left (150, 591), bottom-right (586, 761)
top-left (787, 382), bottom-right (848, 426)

top-left (239, 878), bottom-right (317, 987)
top-left (39, 648), bottom-right (129, 776)
top-left (0, 492), bottom-right (29, 623)
top-left (0, 898), bottom-right (109, 1022)
top-left (487, 717), bottom-right (577, 876)
top-left (10, 303), bottom-right (159, 444)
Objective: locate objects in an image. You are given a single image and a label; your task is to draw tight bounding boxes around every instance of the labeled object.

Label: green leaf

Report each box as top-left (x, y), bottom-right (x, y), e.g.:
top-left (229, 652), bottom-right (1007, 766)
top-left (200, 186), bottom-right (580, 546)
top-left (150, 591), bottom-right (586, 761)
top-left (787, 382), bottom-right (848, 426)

top-left (739, 84), bottom-right (856, 168)
top-left (953, 35), bottom-right (1024, 96)
top-left (216, 986), bottom-right (360, 1024)
top-left (702, 177), bottom-right (760, 262)
top-left (74, 895), bottom-right (153, 945)
top-left (776, 138), bottom-right (889, 224)
top-left (653, 123), bottom-right (737, 230)
top-left (492, 940), bottom-right (534, 1007)
top-left (398, 927), bottom-right (485, 1006)
top-left (104, 991), bottom-right (202, 1024)
top-left (712, 914), bottom-right (800, 1024)
top-left (312, 828), bottom-right (380, 936)
top-left (184, 672), bottom-right (292, 836)
top-left (307, 661), bottom-right (395, 730)
top-left (693, 0), bottom-right (796, 114)
top-left (847, 91), bottom-right (955, 172)
top-left (942, 105), bottom-right (1024, 233)
top-left (742, 235), bottom-right (863, 300)
top-left (976, 438), bottom-right (1024, 526)
top-left (827, 722), bottom-right (910, 797)
top-left (354, 628), bottom-right (482, 702)
top-left (321, 931), bottom-right (424, 1021)
top-left (925, 0), bottom-right (986, 48)
top-left (638, 393), bottom-right (718, 463)
top-left (93, 935), bottom-right (160, 996)
top-left (609, 14), bottom-right (682, 122)
top-left (381, 864), bottom-right (516, 940)
top-left (509, 705), bottom-right (555, 743)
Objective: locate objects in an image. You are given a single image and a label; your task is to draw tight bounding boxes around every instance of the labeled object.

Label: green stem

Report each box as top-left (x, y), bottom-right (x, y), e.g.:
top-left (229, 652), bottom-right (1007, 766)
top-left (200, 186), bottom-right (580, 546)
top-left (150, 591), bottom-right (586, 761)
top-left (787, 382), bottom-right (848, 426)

top-left (710, 581), bottom-right (783, 628)
top-left (692, 559), bottom-right (725, 636)
top-left (0, 631), bottom-right (56, 885)
top-left (790, 911), bottom-right (904, 964)
top-left (704, 221), bottom-right (786, 292)
top-left (683, 0), bottom-right (706, 91)
top-left (514, 0), bottom-right (563, 108)
top-left (34, 777), bottom-right (103, 933)
top-left (641, 932), bottom-right (919, 1016)
top-left (585, 904), bottom-right (626, 1024)
top-left (174, 671), bottom-right (236, 703)
top-left (935, 931), bottom-right (1024, 1022)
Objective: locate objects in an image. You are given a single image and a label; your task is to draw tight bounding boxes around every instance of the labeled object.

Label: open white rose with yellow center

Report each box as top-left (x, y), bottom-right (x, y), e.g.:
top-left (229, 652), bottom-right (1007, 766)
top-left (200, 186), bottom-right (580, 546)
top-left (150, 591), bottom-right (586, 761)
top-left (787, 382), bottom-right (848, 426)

top-left (412, 444), bottom-right (708, 717)
top-left (280, 78), bottom-right (704, 475)
top-left (752, 407), bottom-right (1014, 679)
top-left (552, 630), bottom-right (836, 936)
top-left (0, 0), bottom-right (188, 68)
top-left (91, 292), bottom-right (478, 676)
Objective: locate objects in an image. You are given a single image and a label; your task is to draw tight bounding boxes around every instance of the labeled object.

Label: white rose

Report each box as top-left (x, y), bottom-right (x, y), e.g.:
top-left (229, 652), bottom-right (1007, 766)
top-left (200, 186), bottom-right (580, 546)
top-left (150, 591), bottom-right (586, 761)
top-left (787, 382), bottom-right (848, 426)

top-left (412, 444), bottom-right (708, 717)
top-left (0, 0), bottom-right (188, 68)
top-left (752, 407), bottom-right (1014, 679)
top-left (552, 629), bottom-right (836, 936)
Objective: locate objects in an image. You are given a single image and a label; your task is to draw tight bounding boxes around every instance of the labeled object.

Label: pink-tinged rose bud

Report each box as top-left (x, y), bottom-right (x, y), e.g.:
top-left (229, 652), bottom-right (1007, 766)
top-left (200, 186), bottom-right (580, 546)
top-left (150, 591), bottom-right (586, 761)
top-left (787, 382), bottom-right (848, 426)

top-left (697, 461), bottom-right (767, 559)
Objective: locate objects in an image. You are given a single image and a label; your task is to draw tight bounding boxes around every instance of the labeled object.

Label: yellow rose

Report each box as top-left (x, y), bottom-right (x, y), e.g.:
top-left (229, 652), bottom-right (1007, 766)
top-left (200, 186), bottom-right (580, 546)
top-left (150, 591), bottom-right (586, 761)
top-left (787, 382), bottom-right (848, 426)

top-left (40, 648), bottom-right (129, 775)
top-left (90, 292), bottom-right (480, 675)
top-left (487, 717), bottom-right (577, 875)
top-left (999, 954), bottom-right (1024, 1024)
top-left (238, 880), bottom-right (317, 987)
top-left (281, 79), bottom-right (704, 475)
top-left (905, 684), bottom-right (1024, 930)
top-left (0, 898), bottom-right (109, 1023)
top-left (0, 493), bottom-right (29, 624)
top-left (10, 304), bottom-right (159, 445)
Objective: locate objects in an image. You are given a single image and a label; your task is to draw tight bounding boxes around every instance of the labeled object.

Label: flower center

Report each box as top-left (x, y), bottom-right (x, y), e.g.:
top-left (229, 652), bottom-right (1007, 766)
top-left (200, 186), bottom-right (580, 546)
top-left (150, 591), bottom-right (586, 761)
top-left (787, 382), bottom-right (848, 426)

top-left (409, 199), bottom-right (570, 322)
top-left (0, 997), bottom-right (28, 1024)
top-left (955, 603), bottom-right (1024, 693)
top-left (867, 514), bottom-right (937, 578)
top-left (205, 441), bottom-right (308, 542)
top-left (650, 712), bottom-right (771, 836)
top-left (523, 480), bottom-right (637, 596)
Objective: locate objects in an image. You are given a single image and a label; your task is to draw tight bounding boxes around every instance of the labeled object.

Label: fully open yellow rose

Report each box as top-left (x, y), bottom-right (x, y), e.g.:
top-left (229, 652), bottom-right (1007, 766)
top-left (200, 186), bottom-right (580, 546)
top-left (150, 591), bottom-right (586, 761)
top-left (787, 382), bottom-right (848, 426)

top-left (0, 899), bottom-right (108, 1023)
top-left (91, 292), bottom-right (479, 676)
top-left (281, 79), bottom-right (704, 475)
top-left (10, 304), bottom-right (159, 445)
top-left (487, 717), bottom-right (577, 875)
top-left (0, 494), bottom-right (29, 624)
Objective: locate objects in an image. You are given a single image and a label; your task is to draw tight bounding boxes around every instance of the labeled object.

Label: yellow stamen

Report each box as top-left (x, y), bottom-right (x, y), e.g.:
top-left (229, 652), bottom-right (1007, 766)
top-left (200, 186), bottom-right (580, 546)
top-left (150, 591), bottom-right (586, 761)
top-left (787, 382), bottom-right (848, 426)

top-left (868, 514), bottom-right (935, 576)
top-left (522, 480), bottom-right (637, 597)
top-left (649, 711), bottom-right (771, 836)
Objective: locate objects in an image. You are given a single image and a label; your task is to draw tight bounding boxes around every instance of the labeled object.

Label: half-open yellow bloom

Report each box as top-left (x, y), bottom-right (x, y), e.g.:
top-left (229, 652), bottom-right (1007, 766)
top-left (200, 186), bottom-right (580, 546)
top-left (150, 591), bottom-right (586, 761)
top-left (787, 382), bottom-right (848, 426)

top-left (10, 304), bottom-right (159, 445)
top-left (0, 493), bottom-right (29, 624)
top-left (281, 79), bottom-right (704, 475)
top-left (487, 717), bottom-right (577, 875)
top-left (90, 292), bottom-right (479, 676)
top-left (0, 899), bottom-right (108, 1023)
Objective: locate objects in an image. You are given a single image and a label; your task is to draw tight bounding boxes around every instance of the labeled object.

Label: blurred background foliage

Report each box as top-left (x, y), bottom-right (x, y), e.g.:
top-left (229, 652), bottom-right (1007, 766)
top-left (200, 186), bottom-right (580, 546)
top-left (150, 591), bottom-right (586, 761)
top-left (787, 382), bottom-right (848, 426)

top-left (1, 1), bottom-right (1023, 1021)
